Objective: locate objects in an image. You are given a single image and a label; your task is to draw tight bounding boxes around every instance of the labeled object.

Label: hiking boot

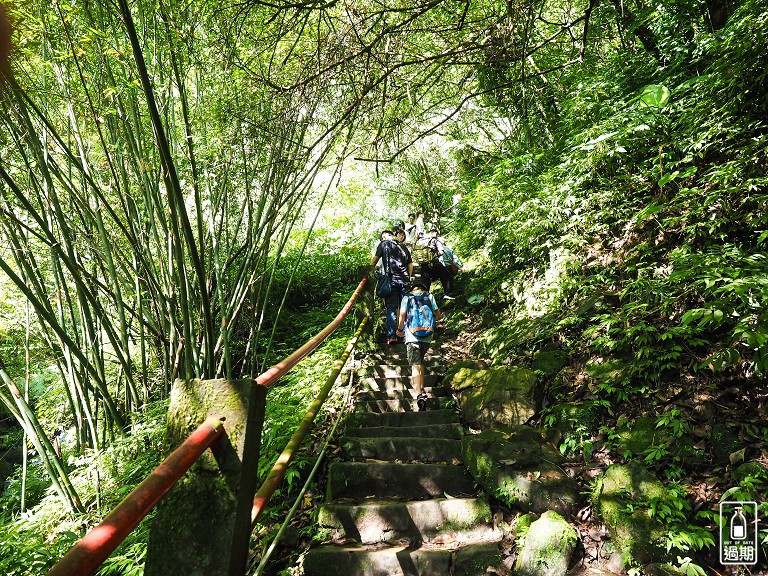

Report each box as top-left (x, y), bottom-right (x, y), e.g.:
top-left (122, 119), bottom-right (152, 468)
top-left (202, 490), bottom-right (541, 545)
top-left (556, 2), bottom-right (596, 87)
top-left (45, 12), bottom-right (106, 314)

top-left (416, 392), bottom-right (428, 411)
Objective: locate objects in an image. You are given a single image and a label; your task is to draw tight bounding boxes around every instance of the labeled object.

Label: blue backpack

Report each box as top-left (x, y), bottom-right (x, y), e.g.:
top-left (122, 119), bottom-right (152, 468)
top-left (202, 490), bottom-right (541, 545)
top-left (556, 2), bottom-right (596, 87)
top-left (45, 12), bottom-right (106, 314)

top-left (406, 293), bottom-right (435, 338)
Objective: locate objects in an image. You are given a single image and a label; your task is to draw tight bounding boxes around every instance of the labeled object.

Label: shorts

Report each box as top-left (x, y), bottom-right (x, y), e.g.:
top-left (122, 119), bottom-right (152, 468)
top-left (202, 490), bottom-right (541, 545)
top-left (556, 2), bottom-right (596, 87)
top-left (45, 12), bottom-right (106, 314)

top-left (406, 341), bottom-right (431, 366)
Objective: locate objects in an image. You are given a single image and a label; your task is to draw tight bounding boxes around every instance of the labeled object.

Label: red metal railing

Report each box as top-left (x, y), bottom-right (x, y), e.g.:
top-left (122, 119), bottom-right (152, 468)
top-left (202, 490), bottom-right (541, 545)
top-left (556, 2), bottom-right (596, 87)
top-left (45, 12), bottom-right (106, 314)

top-left (253, 277), bottom-right (368, 389)
top-left (251, 315), bottom-right (369, 526)
top-left (46, 276), bottom-right (368, 576)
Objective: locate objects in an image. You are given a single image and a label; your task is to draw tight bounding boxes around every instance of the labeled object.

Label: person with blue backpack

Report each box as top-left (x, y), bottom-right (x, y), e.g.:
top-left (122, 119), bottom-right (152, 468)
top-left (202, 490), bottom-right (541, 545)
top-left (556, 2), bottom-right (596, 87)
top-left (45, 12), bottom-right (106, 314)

top-left (396, 283), bottom-right (442, 411)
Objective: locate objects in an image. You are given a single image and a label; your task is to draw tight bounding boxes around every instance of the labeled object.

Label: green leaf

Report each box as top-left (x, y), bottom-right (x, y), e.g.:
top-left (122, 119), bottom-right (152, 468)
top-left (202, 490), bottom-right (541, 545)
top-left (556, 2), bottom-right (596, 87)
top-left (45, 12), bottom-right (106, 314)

top-left (659, 171), bottom-right (679, 186)
top-left (639, 84), bottom-right (671, 108)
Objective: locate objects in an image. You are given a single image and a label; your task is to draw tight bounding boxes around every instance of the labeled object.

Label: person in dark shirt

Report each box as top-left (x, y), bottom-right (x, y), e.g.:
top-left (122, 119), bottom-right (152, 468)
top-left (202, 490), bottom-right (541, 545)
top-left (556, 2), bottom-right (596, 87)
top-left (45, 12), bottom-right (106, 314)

top-left (371, 230), bottom-right (413, 344)
top-left (425, 228), bottom-right (455, 299)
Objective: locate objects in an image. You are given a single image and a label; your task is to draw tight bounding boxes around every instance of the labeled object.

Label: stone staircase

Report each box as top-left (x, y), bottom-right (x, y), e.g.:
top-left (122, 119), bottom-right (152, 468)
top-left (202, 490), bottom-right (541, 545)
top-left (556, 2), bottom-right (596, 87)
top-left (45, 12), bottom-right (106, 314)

top-left (303, 344), bottom-right (502, 576)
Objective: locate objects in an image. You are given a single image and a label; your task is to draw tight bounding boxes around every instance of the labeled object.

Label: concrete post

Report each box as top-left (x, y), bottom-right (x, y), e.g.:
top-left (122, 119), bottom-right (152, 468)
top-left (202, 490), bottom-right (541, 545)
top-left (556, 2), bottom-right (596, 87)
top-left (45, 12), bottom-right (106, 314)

top-left (356, 265), bottom-right (377, 349)
top-left (144, 378), bottom-right (266, 576)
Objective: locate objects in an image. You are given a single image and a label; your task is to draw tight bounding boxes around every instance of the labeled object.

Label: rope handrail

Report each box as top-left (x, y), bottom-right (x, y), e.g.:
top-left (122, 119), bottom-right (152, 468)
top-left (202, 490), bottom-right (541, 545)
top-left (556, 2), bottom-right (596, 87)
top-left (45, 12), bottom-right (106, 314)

top-left (46, 276), bottom-right (369, 576)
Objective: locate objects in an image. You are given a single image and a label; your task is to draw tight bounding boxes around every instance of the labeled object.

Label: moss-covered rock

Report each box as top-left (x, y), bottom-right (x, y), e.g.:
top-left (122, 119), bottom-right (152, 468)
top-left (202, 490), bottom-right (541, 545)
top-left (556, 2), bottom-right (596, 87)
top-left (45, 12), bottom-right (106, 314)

top-left (515, 510), bottom-right (578, 576)
top-left (615, 417), bottom-right (705, 466)
top-left (592, 463), bottom-right (671, 567)
top-left (615, 417), bottom-right (661, 457)
top-left (443, 360), bottom-right (489, 384)
top-left (732, 461), bottom-right (768, 484)
top-left (531, 350), bottom-right (568, 378)
top-left (585, 357), bottom-right (630, 386)
top-left (462, 426), bottom-right (579, 515)
top-left (547, 401), bottom-right (602, 440)
top-left (448, 366), bottom-right (540, 428)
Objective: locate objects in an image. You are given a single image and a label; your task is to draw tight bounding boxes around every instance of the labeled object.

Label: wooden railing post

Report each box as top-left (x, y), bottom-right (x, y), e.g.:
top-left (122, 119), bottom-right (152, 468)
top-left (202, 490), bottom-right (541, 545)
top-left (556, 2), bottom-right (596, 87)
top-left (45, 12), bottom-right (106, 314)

top-left (144, 378), bottom-right (263, 576)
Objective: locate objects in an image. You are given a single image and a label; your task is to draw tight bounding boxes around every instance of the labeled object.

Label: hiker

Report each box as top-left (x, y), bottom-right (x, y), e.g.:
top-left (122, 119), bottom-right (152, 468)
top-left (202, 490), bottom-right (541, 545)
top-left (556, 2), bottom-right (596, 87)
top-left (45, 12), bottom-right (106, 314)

top-left (414, 212), bottom-right (425, 238)
top-left (411, 231), bottom-right (432, 288)
top-left (404, 213), bottom-right (417, 246)
top-left (396, 283), bottom-right (442, 411)
top-left (371, 229), bottom-right (413, 345)
top-left (425, 228), bottom-right (456, 300)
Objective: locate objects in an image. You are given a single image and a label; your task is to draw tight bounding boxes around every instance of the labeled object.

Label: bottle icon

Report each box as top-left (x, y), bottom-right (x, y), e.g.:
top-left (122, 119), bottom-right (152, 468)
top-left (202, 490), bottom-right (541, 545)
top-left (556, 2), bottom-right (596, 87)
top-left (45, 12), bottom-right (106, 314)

top-left (730, 506), bottom-right (747, 540)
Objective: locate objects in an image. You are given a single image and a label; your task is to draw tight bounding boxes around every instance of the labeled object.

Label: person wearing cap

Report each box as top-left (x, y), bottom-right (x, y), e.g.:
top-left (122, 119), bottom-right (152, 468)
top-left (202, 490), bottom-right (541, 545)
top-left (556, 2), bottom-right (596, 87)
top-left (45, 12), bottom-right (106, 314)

top-left (396, 283), bottom-right (442, 410)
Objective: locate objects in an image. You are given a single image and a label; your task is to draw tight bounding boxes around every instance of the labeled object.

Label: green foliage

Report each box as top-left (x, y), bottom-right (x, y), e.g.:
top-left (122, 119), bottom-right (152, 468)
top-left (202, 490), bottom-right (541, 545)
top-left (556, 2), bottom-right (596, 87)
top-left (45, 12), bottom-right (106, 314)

top-left (269, 245), bottom-right (369, 310)
top-left (0, 401), bottom-right (167, 575)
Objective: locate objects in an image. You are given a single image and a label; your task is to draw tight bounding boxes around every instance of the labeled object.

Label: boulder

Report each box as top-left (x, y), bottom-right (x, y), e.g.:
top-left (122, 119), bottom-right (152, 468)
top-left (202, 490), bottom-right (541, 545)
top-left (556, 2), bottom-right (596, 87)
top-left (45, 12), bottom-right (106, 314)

top-left (732, 461), bottom-right (767, 484)
top-left (546, 401), bottom-right (602, 440)
top-left (462, 426), bottom-right (579, 515)
top-left (615, 417), bottom-right (704, 466)
top-left (531, 350), bottom-right (568, 378)
top-left (447, 366), bottom-right (539, 428)
top-left (515, 510), bottom-right (578, 576)
top-left (592, 463), bottom-right (671, 566)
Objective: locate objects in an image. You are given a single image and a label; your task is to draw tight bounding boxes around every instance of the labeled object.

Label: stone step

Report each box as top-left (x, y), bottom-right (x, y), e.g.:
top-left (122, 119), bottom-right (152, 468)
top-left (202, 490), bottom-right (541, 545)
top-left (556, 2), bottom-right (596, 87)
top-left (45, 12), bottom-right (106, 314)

top-left (362, 354), bottom-right (442, 366)
top-left (362, 365), bottom-right (442, 378)
top-left (354, 397), bottom-right (449, 413)
top-left (343, 423), bottom-right (463, 440)
top-left (355, 386), bottom-right (452, 402)
top-left (339, 436), bottom-right (462, 463)
top-left (372, 343), bottom-right (443, 352)
top-left (327, 462), bottom-right (475, 501)
top-left (345, 409), bottom-right (459, 428)
top-left (303, 542), bottom-right (501, 576)
top-left (358, 375), bottom-right (442, 392)
top-left (318, 497), bottom-right (500, 545)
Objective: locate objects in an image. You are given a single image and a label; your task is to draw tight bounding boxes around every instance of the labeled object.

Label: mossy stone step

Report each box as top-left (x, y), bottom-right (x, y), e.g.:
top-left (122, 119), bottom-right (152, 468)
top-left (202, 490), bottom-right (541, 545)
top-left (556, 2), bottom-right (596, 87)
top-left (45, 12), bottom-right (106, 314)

top-left (362, 365), bottom-right (441, 378)
top-left (327, 462), bottom-right (475, 500)
top-left (362, 359), bottom-right (443, 370)
top-left (344, 409), bottom-right (459, 428)
top-left (360, 352), bottom-right (443, 364)
top-left (343, 423), bottom-right (463, 440)
top-left (354, 397), bottom-right (451, 413)
top-left (355, 386), bottom-right (451, 401)
top-left (358, 375), bottom-right (441, 392)
top-left (339, 436), bottom-right (462, 462)
top-left (303, 542), bottom-right (500, 576)
top-left (318, 497), bottom-right (500, 545)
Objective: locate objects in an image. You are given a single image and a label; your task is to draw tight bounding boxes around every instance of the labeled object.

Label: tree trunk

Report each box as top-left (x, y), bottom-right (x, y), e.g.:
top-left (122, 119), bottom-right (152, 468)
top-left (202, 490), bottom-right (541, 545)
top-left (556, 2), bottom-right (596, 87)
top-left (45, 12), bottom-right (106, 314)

top-left (611, 0), bottom-right (662, 61)
top-left (706, 0), bottom-right (731, 30)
